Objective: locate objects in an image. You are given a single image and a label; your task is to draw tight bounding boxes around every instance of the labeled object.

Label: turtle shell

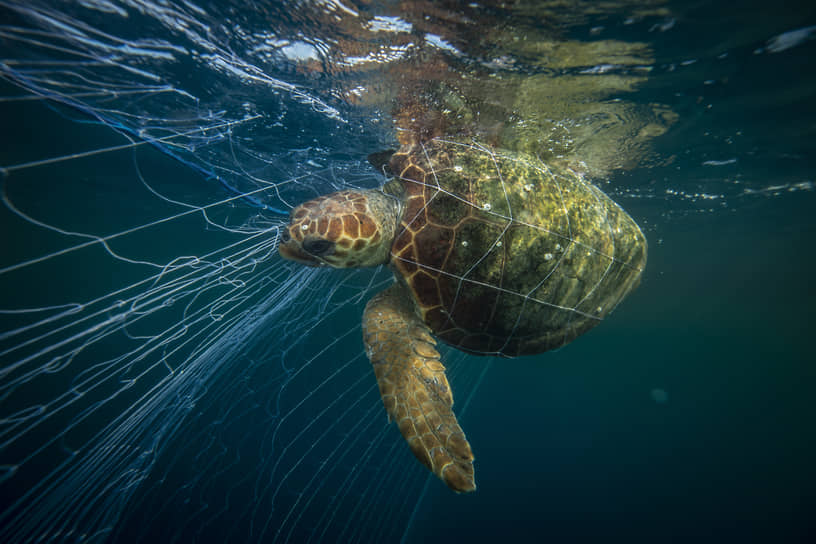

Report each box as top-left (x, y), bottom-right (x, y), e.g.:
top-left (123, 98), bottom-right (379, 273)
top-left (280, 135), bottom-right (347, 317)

top-left (385, 138), bottom-right (646, 357)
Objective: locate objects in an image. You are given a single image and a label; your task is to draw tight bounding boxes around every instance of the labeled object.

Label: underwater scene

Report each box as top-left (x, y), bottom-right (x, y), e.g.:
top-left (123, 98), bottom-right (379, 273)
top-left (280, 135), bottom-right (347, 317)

top-left (0, 1), bottom-right (814, 542)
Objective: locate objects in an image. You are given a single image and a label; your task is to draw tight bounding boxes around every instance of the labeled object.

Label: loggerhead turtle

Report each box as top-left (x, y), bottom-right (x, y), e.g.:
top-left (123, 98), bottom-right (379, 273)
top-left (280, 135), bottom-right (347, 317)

top-left (278, 137), bottom-right (646, 492)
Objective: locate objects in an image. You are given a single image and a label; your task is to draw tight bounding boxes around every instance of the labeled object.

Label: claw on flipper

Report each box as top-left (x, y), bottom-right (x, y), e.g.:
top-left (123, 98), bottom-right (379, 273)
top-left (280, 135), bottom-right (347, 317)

top-left (362, 283), bottom-right (476, 492)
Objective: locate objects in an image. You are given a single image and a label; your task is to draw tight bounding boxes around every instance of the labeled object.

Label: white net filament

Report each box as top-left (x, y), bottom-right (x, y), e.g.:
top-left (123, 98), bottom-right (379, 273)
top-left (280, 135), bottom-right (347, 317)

top-left (0, 84), bottom-right (491, 542)
top-left (390, 138), bottom-right (644, 355)
top-left (0, 2), bottom-right (493, 542)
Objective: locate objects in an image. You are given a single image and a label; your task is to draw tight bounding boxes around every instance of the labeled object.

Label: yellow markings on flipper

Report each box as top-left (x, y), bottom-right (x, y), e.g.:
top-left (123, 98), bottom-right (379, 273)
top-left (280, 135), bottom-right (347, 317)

top-left (362, 282), bottom-right (476, 493)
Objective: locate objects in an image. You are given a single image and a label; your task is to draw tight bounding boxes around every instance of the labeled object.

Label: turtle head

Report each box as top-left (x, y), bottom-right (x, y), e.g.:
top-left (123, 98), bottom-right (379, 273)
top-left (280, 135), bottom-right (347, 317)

top-left (279, 189), bottom-right (401, 268)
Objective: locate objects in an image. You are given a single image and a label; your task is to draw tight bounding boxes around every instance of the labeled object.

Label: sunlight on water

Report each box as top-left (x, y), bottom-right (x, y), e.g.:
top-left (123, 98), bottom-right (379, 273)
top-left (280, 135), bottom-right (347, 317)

top-left (1, 0), bottom-right (814, 543)
top-left (0, 2), bottom-right (487, 540)
top-left (0, 87), bottom-right (452, 541)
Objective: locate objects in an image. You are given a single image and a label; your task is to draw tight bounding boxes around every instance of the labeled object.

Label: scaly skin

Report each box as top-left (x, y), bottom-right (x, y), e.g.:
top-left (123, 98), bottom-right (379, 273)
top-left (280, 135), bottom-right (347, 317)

top-left (362, 282), bottom-right (475, 493)
top-left (278, 137), bottom-right (647, 492)
top-left (279, 188), bottom-right (400, 268)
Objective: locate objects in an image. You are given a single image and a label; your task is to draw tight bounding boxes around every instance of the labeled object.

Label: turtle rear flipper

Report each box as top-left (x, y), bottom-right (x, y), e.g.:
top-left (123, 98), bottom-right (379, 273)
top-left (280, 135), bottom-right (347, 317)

top-left (362, 283), bottom-right (476, 493)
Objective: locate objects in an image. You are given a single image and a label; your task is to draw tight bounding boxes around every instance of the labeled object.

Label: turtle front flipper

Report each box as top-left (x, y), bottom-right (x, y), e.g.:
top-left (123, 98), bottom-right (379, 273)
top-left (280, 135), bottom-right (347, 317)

top-left (362, 283), bottom-right (476, 492)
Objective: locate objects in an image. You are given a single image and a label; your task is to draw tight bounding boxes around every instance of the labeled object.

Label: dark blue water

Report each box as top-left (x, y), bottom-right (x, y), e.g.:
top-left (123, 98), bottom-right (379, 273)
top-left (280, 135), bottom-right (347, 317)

top-left (1, 1), bottom-right (814, 543)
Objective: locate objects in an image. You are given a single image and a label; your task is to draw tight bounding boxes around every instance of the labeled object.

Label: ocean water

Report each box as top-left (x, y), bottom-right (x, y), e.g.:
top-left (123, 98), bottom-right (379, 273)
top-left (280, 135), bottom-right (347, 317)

top-left (1, 1), bottom-right (814, 543)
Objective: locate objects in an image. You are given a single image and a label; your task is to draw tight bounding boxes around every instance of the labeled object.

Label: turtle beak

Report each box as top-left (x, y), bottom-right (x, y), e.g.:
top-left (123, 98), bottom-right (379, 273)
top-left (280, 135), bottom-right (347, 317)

top-left (278, 240), bottom-right (326, 267)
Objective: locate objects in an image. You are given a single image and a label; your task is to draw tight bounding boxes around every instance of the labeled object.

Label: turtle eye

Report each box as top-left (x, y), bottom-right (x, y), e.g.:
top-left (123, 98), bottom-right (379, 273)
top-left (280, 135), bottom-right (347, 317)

top-left (302, 238), bottom-right (335, 257)
top-left (280, 229), bottom-right (291, 243)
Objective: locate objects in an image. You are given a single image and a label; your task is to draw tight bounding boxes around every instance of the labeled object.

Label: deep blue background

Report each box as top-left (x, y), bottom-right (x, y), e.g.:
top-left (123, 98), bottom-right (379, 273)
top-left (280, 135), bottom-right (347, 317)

top-left (1, 1), bottom-right (815, 543)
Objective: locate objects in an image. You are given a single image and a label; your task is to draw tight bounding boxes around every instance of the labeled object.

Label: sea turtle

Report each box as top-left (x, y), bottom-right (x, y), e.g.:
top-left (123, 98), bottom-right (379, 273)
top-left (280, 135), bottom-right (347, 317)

top-left (278, 137), bottom-right (646, 492)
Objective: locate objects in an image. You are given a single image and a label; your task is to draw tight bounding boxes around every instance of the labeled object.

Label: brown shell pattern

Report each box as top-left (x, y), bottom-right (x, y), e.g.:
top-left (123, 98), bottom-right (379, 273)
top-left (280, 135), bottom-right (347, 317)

top-left (387, 138), bottom-right (647, 357)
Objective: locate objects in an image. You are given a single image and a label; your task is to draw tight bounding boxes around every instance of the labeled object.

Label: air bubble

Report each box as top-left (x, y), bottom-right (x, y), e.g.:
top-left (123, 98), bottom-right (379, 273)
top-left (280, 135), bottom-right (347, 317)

top-left (544, 253), bottom-right (553, 261)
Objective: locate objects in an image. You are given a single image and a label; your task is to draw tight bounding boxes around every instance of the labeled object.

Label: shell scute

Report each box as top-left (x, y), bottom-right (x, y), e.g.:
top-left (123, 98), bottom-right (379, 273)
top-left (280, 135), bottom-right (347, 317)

top-left (409, 270), bottom-right (442, 308)
top-left (413, 225), bottom-right (452, 270)
top-left (387, 138), bottom-right (647, 356)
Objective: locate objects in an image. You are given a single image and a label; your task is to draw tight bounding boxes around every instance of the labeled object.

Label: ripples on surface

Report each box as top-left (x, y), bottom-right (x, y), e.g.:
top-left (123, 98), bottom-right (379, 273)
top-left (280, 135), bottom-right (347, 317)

top-left (1, 0), bottom-right (814, 542)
